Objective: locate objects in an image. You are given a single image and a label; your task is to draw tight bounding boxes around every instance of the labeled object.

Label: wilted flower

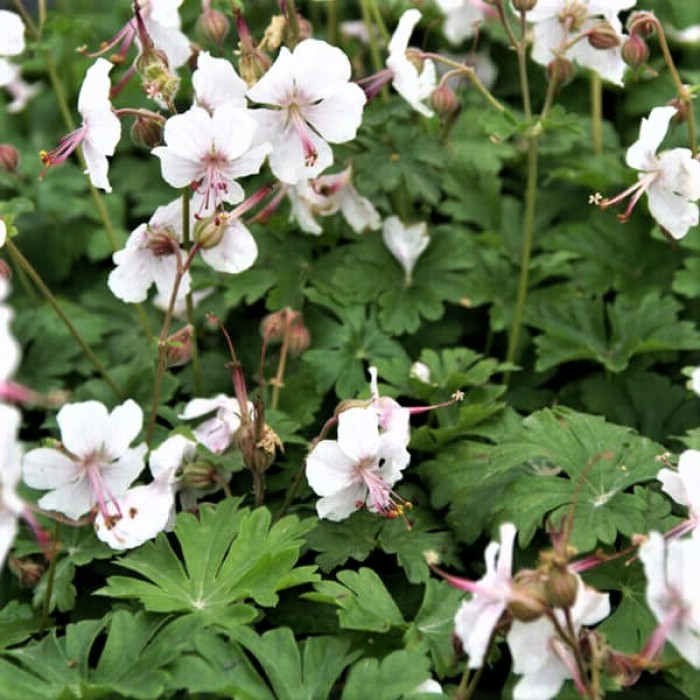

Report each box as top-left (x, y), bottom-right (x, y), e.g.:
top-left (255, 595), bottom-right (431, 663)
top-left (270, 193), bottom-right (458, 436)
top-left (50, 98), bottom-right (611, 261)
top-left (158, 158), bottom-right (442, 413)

top-left (597, 106), bottom-right (700, 239)
top-left (306, 406), bottom-right (411, 521)
top-left (382, 216), bottom-right (430, 284)
top-left (386, 10), bottom-right (437, 118)
top-left (23, 400), bottom-right (147, 520)
top-left (247, 39), bottom-right (366, 184)
top-left (40, 59), bottom-right (121, 192)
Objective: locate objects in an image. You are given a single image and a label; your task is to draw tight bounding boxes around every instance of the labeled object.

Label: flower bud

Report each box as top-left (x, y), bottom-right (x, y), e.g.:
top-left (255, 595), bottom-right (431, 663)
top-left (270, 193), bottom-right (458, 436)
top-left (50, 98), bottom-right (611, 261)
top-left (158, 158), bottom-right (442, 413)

top-left (547, 57), bottom-right (574, 88)
top-left (544, 564), bottom-right (579, 609)
top-left (164, 324), bottom-right (193, 368)
top-left (0, 144), bottom-right (19, 173)
top-left (196, 9), bottom-right (230, 45)
top-left (0, 259), bottom-right (11, 280)
top-left (288, 322), bottom-right (311, 356)
top-left (621, 34), bottom-right (649, 70)
top-left (512, 0), bottom-right (537, 11)
top-left (130, 115), bottom-right (163, 149)
top-left (235, 422), bottom-right (282, 474)
top-left (627, 11), bottom-right (657, 38)
top-left (431, 84), bottom-right (459, 116)
top-left (260, 310), bottom-right (286, 344)
top-left (9, 557), bottom-right (44, 587)
top-left (194, 214), bottom-right (227, 249)
top-left (587, 21), bottom-right (621, 50)
top-left (668, 96), bottom-right (689, 125)
top-left (508, 569), bottom-right (548, 622)
top-left (181, 460), bottom-right (217, 490)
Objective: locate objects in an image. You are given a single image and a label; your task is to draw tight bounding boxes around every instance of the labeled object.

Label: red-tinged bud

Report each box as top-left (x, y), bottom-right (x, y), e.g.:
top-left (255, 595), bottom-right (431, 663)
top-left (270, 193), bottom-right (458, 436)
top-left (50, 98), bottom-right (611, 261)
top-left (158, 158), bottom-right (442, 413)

top-left (288, 323), bottom-right (311, 356)
top-left (130, 115), bottom-right (163, 149)
top-left (547, 57), bottom-right (575, 87)
top-left (512, 0), bottom-right (537, 11)
top-left (668, 96), bottom-right (689, 125)
top-left (164, 324), bottom-right (193, 368)
top-left (197, 9), bottom-right (230, 45)
top-left (194, 214), bottom-right (227, 249)
top-left (9, 557), bottom-right (44, 587)
top-left (0, 260), bottom-right (11, 280)
top-left (544, 563), bottom-right (579, 609)
top-left (587, 21), bottom-right (621, 50)
top-left (627, 11), bottom-right (657, 38)
top-left (431, 84), bottom-right (459, 116)
top-left (0, 144), bottom-right (19, 172)
top-left (260, 309), bottom-right (286, 344)
top-left (291, 16), bottom-right (313, 43)
top-left (508, 569), bottom-right (548, 622)
top-left (181, 460), bottom-right (217, 490)
top-left (622, 34), bottom-right (649, 70)
top-left (147, 229), bottom-right (179, 257)
top-left (235, 422), bottom-right (282, 474)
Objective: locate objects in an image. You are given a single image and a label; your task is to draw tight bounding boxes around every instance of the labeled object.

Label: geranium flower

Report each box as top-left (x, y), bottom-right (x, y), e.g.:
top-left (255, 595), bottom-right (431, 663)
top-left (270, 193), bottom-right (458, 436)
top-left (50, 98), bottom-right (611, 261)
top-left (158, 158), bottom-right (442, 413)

top-left (194, 211), bottom-right (259, 274)
top-left (522, 0), bottom-right (635, 85)
top-left (22, 400), bottom-right (147, 520)
top-left (382, 216), bottom-right (430, 284)
top-left (0, 10), bottom-right (28, 102)
top-left (367, 366), bottom-right (410, 448)
top-left (95, 434), bottom-right (195, 550)
top-left (152, 105), bottom-right (269, 216)
top-left (386, 10), bottom-right (437, 118)
top-left (179, 395), bottom-right (254, 454)
top-left (507, 574), bottom-right (610, 700)
top-left (436, 0), bottom-right (495, 45)
top-left (306, 406), bottom-right (411, 521)
top-left (449, 523), bottom-right (518, 668)
top-left (247, 38), bottom-right (366, 184)
top-left (598, 106), bottom-right (700, 239)
top-left (136, 0), bottom-right (191, 69)
top-left (287, 166), bottom-right (381, 235)
top-left (639, 531), bottom-right (700, 667)
top-left (108, 197), bottom-right (190, 304)
top-left (40, 58), bottom-right (121, 192)
top-left (193, 50), bottom-right (247, 113)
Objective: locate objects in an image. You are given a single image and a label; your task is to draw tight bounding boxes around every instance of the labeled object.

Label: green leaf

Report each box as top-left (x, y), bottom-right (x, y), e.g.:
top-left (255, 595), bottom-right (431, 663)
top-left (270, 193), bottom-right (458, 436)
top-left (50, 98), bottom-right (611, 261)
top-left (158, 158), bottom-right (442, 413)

top-left (97, 499), bottom-right (318, 623)
top-left (0, 611), bottom-right (199, 699)
top-left (308, 568), bottom-right (405, 633)
top-left (489, 408), bottom-right (665, 549)
top-left (341, 649), bottom-right (434, 700)
top-left (0, 602), bottom-right (43, 650)
top-left (230, 627), bottom-right (361, 700)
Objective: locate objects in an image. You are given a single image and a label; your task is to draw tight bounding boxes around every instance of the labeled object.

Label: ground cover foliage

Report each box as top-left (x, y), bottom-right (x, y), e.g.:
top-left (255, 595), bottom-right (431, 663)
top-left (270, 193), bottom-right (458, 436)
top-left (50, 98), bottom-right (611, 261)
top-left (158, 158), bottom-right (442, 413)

top-left (1, 0), bottom-right (700, 698)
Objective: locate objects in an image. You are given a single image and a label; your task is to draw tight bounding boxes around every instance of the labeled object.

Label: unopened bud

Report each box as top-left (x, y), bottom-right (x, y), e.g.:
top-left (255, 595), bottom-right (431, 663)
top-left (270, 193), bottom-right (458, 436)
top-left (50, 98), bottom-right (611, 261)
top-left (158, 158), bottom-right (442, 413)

top-left (196, 9), bottom-right (230, 45)
top-left (164, 325), bottom-right (193, 368)
top-left (130, 115), bottom-right (163, 149)
top-left (0, 144), bottom-right (19, 172)
top-left (181, 460), bottom-right (217, 489)
top-left (547, 57), bottom-right (574, 87)
top-left (260, 310), bottom-right (286, 343)
top-left (288, 323), bottom-right (311, 355)
top-left (622, 34), bottom-right (649, 69)
top-left (508, 569), bottom-right (548, 622)
top-left (290, 16), bottom-right (313, 43)
top-left (668, 96), bottom-right (689, 125)
top-left (194, 215), bottom-right (227, 249)
top-left (235, 422), bottom-right (282, 474)
top-left (627, 11), bottom-right (657, 38)
top-left (544, 565), bottom-right (579, 609)
top-left (9, 557), bottom-right (44, 587)
top-left (431, 84), bottom-right (459, 115)
top-left (0, 259), bottom-right (11, 280)
top-left (587, 21), bottom-right (621, 50)
top-left (512, 0), bottom-right (537, 11)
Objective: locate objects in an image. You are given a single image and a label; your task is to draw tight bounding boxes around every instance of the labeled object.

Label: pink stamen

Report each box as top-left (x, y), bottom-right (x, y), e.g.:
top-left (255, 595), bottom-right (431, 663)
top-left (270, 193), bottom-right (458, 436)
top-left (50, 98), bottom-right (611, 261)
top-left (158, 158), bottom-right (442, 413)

top-left (288, 107), bottom-right (318, 166)
top-left (642, 605), bottom-right (685, 661)
top-left (85, 460), bottom-right (123, 520)
top-left (359, 467), bottom-right (412, 519)
top-left (598, 172), bottom-right (658, 222)
top-left (39, 124), bottom-right (89, 176)
top-left (550, 637), bottom-right (587, 696)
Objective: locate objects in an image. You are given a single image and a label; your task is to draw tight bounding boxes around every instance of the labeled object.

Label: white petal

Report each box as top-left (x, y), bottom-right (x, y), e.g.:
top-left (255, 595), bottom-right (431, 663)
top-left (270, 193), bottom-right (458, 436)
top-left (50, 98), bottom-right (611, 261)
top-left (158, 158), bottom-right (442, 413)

top-left (200, 220), bottom-right (258, 274)
top-left (303, 82), bottom-right (366, 143)
top-left (382, 217), bottom-right (430, 278)
top-left (101, 444), bottom-right (148, 497)
top-left (0, 11), bottom-right (25, 56)
top-left (103, 399), bottom-right (144, 459)
top-left (306, 440), bottom-right (358, 497)
top-left (316, 482), bottom-right (366, 521)
top-left (194, 51), bottom-right (247, 111)
top-left (0, 509), bottom-right (18, 569)
top-left (149, 434), bottom-right (196, 483)
top-left (22, 448), bottom-right (80, 490)
top-left (247, 47), bottom-right (295, 106)
top-left (455, 597), bottom-right (505, 668)
top-left (57, 401), bottom-right (110, 457)
top-left (647, 182), bottom-right (699, 240)
top-left (108, 246), bottom-right (157, 303)
top-left (626, 107), bottom-right (676, 171)
top-left (336, 407), bottom-right (380, 463)
top-left (179, 395), bottom-right (230, 420)
top-left (37, 477), bottom-right (94, 520)
top-left (291, 39), bottom-right (353, 101)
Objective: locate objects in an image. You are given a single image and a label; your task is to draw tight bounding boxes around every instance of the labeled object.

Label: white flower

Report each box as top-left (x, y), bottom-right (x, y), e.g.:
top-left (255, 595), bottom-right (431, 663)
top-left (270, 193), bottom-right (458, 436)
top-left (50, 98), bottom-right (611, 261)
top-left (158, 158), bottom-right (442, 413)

top-left (179, 395), bottom-right (254, 454)
top-left (247, 39), bottom-right (366, 184)
top-left (0, 404), bottom-right (28, 568)
top-left (137, 0), bottom-right (191, 69)
top-left (382, 216), bottom-right (430, 284)
top-left (523, 0), bottom-right (635, 85)
top-left (657, 449), bottom-right (700, 528)
top-left (197, 214), bottom-right (259, 275)
top-left (386, 10), bottom-right (437, 118)
top-left (40, 59), bottom-right (121, 193)
top-left (639, 531), bottom-right (700, 667)
top-left (368, 366), bottom-right (410, 448)
top-left (108, 198), bottom-right (190, 304)
top-left (0, 11), bottom-right (25, 58)
top-left (193, 51), bottom-right (247, 113)
top-left (306, 406), bottom-right (411, 521)
top-left (287, 167), bottom-right (380, 235)
top-left (95, 434), bottom-right (195, 550)
top-left (152, 105), bottom-right (269, 215)
top-left (507, 575), bottom-right (610, 700)
top-left (436, 0), bottom-right (493, 45)
top-left (22, 400), bottom-right (147, 520)
top-left (454, 523), bottom-right (517, 668)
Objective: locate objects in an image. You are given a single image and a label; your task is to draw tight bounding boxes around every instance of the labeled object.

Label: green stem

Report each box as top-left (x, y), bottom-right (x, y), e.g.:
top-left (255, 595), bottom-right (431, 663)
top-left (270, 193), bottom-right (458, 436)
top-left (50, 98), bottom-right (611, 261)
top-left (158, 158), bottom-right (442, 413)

top-left (367, 0), bottom-right (390, 44)
top-left (275, 459), bottom-right (307, 521)
top-left (6, 239), bottom-right (124, 399)
top-left (270, 316), bottom-right (292, 411)
top-left (506, 135), bottom-right (538, 365)
top-left (590, 73), bottom-right (602, 155)
top-left (326, 0), bottom-right (337, 45)
top-left (360, 0), bottom-right (384, 75)
top-left (180, 191), bottom-right (202, 394)
top-left (454, 661), bottom-right (472, 700)
top-left (40, 522), bottom-right (60, 631)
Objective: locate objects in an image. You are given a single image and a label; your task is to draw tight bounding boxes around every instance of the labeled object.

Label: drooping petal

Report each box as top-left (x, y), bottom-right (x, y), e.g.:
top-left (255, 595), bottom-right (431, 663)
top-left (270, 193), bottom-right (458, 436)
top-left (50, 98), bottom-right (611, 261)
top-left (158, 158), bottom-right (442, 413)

top-left (179, 395), bottom-right (229, 420)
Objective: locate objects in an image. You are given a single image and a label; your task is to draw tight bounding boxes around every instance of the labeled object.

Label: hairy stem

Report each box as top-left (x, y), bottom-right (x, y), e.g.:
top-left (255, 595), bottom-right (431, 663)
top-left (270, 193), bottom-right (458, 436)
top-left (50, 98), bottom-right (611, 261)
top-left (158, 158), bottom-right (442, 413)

top-left (180, 190), bottom-right (202, 394)
top-left (590, 73), bottom-right (603, 155)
